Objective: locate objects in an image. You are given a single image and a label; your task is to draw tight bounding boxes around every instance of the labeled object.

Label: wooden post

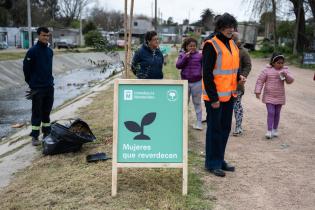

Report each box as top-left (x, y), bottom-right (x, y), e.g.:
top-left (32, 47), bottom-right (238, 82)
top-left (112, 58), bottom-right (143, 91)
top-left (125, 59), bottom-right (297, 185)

top-left (182, 81), bottom-right (188, 195)
top-left (111, 80), bottom-right (188, 196)
top-left (124, 0), bottom-right (128, 78)
top-left (126, 0), bottom-right (134, 77)
top-left (111, 80), bottom-right (119, 196)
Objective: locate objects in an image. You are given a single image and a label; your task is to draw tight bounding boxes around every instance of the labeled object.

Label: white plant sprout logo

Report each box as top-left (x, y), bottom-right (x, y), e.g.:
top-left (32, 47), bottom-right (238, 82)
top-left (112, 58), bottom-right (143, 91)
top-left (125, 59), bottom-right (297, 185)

top-left (167, 90), bottom-right (178, 102)
top-left (124, 90), bottom-right (133, 100)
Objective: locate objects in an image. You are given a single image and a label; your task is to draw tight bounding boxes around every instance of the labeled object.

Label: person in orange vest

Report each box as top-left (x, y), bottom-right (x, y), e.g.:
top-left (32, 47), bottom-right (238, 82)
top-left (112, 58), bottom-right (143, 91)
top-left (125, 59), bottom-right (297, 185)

top-left (202, 13), bottom-right (246, 177)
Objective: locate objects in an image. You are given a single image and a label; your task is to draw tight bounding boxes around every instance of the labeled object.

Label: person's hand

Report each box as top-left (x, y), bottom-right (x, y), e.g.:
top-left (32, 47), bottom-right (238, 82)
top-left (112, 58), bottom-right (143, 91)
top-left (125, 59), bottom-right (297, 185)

top-left (211, 101), bottom-right (220, 109)
top-left (185, 51), bottom-right (191, 57)
top-left (25, 89), bottom-right (39, 100)
top-left (239, 75), bottom-right (247, 85)
top-left (255, 93), bottom-right (260, 99)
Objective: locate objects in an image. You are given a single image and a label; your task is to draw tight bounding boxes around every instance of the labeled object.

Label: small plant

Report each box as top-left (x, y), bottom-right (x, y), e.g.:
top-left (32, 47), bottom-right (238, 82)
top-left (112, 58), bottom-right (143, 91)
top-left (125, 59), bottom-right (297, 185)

top-left (124, 112), bottom-right (156, 140)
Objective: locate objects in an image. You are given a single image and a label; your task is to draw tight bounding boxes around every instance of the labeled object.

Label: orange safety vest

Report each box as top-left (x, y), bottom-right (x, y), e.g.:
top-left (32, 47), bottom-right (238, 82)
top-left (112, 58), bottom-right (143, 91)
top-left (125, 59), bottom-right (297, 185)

top-left (202, 36), bottom-right (239, 102)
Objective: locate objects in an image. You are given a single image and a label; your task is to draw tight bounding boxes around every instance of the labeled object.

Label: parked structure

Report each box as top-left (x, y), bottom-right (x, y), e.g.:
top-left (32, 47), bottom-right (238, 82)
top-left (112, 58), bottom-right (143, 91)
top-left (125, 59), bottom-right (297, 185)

top-left (238, 23), bottom-right (258, 50)
top-left (53, 28), bottom-right (80, 48)
top-left (157, 25), bottom-right (180, 44)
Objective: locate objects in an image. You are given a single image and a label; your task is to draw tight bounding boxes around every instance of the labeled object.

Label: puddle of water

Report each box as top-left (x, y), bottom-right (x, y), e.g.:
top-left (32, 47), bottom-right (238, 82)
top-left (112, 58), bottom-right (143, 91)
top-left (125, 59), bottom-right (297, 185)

top-left (0, 63), bottom-right (122, 139)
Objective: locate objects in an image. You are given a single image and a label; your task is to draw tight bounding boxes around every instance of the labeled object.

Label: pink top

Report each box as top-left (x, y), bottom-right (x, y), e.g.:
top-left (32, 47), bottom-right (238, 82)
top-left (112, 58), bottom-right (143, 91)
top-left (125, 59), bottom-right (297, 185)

top-left (255, 65), bottom-right (294, 105)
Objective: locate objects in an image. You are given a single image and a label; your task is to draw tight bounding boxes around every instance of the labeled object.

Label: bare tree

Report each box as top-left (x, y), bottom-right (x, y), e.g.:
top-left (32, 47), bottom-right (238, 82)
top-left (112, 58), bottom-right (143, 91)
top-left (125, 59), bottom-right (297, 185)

top-left (307, 0), bottom-right (315, 21)
top-left (59, 0), bottom-right (90, 26)
top-left (289, 0), bottom-right (306, 54)
top-left (89, 7), bottom-right (123, 31)
top-left (0, 0), bottom-right (12, 9)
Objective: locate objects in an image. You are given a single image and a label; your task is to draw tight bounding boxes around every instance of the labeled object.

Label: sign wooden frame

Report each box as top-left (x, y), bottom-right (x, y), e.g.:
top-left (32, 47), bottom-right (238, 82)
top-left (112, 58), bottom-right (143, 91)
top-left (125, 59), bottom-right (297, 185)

top-left (111, 79), bottom-right (188, 196)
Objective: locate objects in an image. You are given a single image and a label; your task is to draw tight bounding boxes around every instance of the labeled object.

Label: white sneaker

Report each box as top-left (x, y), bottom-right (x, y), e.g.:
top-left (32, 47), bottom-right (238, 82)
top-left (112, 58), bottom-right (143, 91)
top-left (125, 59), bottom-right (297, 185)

top-left (272, 129), bottom-right (278, 137)
top-left (193, 121), bottom-right (203, 130)
top-left (265, 131), bottom-right (272, 139)
top-left (233, 128), bottom-right (243, 136)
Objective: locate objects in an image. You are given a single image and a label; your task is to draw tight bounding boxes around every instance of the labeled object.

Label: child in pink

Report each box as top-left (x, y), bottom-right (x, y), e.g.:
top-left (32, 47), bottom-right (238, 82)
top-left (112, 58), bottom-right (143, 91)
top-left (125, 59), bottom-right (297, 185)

top-left (255, 52), bottom-right (294, 139)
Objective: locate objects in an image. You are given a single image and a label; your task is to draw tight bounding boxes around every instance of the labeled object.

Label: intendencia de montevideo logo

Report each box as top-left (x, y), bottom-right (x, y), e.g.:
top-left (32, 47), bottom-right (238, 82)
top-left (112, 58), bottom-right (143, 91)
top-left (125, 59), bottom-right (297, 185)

top-left (124, 112), bottom-right (156, 140)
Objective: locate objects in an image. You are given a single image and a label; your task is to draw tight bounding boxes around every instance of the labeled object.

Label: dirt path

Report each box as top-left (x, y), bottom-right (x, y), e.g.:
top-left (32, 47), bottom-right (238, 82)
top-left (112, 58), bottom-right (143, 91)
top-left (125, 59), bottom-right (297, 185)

top-left (192, 58), bottom-right (315, 210)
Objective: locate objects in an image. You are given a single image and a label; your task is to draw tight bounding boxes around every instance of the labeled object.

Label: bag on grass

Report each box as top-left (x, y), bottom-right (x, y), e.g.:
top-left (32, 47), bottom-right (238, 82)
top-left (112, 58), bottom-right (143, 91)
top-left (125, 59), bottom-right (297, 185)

top-left (42, 118), bottom-right (96, 155)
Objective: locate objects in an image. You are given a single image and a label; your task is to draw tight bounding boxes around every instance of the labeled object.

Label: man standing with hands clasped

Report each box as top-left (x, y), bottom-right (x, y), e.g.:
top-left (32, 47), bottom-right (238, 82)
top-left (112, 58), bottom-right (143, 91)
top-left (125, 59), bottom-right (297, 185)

top-left (23, 27), bottom-right (54, 146)
top-left (202, 13), bottom-right (246, 177)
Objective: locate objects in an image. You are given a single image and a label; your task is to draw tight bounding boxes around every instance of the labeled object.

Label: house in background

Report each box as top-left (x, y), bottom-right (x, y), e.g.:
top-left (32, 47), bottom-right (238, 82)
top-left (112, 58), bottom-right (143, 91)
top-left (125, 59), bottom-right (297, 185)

top-left (0, 27), bottom-right (21, 48)
top-left (52, 28), bottom-right (80, 48)
top-left (118, 17), bottom-right (154, 45)
top-left (157, 25), bottom-right (180, 44)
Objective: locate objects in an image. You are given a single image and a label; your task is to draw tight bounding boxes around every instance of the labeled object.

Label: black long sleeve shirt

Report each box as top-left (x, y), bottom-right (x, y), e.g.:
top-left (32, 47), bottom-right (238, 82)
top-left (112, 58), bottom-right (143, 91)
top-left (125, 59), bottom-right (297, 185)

top-left (202, 32), bottom-right (239, 103)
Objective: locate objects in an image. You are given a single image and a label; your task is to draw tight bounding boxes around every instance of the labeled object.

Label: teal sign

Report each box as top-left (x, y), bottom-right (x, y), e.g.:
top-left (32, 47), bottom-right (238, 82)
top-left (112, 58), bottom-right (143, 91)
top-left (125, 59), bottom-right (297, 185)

top-left (159, 44), bottom-right (171, 55)
top-left (117, 84), bottom-right (184, 163)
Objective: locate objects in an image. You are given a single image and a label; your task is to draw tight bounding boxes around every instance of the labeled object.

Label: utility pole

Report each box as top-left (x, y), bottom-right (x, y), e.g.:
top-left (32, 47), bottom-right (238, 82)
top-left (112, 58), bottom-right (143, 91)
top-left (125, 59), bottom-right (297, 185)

top-left (79, 17), bottom-right (83, 46)
top-left (127, 0), bottom-right (134, 77)
top-left (27, 0), bottom-right (32, 48)
top-left (124, 0), bottom-right (128, 78)
top-left (154, 0), bottom-right (157, 30)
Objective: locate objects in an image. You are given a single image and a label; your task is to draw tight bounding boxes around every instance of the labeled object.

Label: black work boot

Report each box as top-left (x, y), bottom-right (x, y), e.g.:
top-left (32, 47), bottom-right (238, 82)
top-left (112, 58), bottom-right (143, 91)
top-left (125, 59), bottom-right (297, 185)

top-left (32, 137), bottom-right (40, 146)
top-left (42, 133), bottom-right (49, 139)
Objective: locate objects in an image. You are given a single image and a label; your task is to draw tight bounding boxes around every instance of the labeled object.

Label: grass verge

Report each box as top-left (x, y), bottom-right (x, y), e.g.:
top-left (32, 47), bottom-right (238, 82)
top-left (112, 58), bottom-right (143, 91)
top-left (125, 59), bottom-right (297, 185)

top-left (0, 51), bottom-right (213, 209)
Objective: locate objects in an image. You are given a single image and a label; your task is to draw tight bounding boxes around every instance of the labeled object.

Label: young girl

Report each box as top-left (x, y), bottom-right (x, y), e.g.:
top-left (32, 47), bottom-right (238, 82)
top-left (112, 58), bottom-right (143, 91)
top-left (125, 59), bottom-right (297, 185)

top-left (255, 52), bottom-right (294, 139)
top-left (176, 37), bottom-right (203, 130)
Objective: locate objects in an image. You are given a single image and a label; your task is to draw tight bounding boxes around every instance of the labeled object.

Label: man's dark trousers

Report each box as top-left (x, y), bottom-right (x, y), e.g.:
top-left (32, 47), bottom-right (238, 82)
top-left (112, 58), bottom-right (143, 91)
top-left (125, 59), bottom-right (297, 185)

top-left (30, 87), bottom-right (54, 138)
top-left (204, 97), bottom-right (234, 170)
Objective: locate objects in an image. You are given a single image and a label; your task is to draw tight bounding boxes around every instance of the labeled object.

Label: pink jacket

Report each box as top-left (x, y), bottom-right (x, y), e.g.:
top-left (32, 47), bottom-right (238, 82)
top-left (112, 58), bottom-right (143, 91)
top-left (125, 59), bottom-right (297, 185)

top-left (255, 65), bottom-right (294, 105)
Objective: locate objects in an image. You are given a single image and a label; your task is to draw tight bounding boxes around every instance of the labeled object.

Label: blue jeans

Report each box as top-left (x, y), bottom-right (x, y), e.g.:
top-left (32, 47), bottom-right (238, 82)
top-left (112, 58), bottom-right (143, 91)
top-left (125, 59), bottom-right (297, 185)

top-left (204, 98), bottom-right (234, 170)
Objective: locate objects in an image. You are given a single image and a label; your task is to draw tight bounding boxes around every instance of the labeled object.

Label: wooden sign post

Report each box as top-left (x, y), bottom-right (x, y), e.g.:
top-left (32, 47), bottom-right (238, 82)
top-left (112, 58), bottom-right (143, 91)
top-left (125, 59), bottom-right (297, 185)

top-left (112, 79), bottom-right (188, 196)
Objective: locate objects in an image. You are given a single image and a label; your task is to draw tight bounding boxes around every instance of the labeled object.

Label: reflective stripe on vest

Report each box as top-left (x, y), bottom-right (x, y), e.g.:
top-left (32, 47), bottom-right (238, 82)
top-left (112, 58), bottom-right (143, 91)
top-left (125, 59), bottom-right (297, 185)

top-left (202, 36), bottom-right (239, 102)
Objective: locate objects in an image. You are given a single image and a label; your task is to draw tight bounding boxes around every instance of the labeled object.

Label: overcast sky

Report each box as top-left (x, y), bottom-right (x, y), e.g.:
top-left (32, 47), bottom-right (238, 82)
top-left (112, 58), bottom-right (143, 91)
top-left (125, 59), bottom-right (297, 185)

top-left (94, 0), bottom-right (257, 23)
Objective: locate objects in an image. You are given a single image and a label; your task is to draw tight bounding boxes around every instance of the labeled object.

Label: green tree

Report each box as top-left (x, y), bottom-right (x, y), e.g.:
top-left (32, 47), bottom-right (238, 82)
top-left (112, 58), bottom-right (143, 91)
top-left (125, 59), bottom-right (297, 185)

top-left (277, 21), bottom-right (295, 40)
top-left (201, 8), bottom-right (214, 31)
top-left (166, 17), bottom-right (175, 25)
top-left (83, 21), bottom-right (97, 34)
top-left (84, 30), bottom-right (107, 50)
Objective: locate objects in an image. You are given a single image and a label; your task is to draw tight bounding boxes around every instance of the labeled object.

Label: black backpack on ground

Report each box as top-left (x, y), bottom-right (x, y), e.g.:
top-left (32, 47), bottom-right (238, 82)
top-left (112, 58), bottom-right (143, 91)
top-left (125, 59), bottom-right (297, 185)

top-left (42, 119), bottom-right (96, 155)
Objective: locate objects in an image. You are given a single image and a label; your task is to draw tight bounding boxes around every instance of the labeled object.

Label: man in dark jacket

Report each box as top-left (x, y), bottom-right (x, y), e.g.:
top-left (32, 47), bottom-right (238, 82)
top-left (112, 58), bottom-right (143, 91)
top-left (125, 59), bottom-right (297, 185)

top-left (23, 27), bottom-right (54, 146)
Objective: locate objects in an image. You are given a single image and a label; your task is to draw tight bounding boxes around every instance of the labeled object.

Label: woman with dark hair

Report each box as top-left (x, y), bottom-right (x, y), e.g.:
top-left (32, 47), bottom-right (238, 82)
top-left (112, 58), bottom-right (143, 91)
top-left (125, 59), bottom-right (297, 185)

top-left (202, 13), bottom-right (246, 177)
top-left (131, 31), bottom-right (164, 79)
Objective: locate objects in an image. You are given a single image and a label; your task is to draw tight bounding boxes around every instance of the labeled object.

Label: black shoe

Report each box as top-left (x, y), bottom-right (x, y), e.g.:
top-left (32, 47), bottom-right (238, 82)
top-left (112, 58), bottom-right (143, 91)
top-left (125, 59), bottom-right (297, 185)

top-left (208, 169), bottom-right (226, 177)
top-left (42, 133), bottom-right (49, 139)
top-left (32, 137), bottom-right (40, 146)
top-left (222, 163), bottom-right (235, 172)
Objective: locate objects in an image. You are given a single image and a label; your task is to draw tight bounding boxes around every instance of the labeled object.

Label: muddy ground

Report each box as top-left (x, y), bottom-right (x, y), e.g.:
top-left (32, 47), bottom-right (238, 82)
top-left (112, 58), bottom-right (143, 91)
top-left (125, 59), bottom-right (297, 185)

top-left (190, 58), bottom-right (315, 210)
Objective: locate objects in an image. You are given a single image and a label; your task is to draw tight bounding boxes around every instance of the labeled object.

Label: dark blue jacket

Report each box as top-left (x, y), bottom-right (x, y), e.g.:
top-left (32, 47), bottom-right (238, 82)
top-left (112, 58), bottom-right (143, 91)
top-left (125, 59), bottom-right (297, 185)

top-left (23, 41), bottom-right (54, 89)
top-left (131, 44), bottom-right (164, 79)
